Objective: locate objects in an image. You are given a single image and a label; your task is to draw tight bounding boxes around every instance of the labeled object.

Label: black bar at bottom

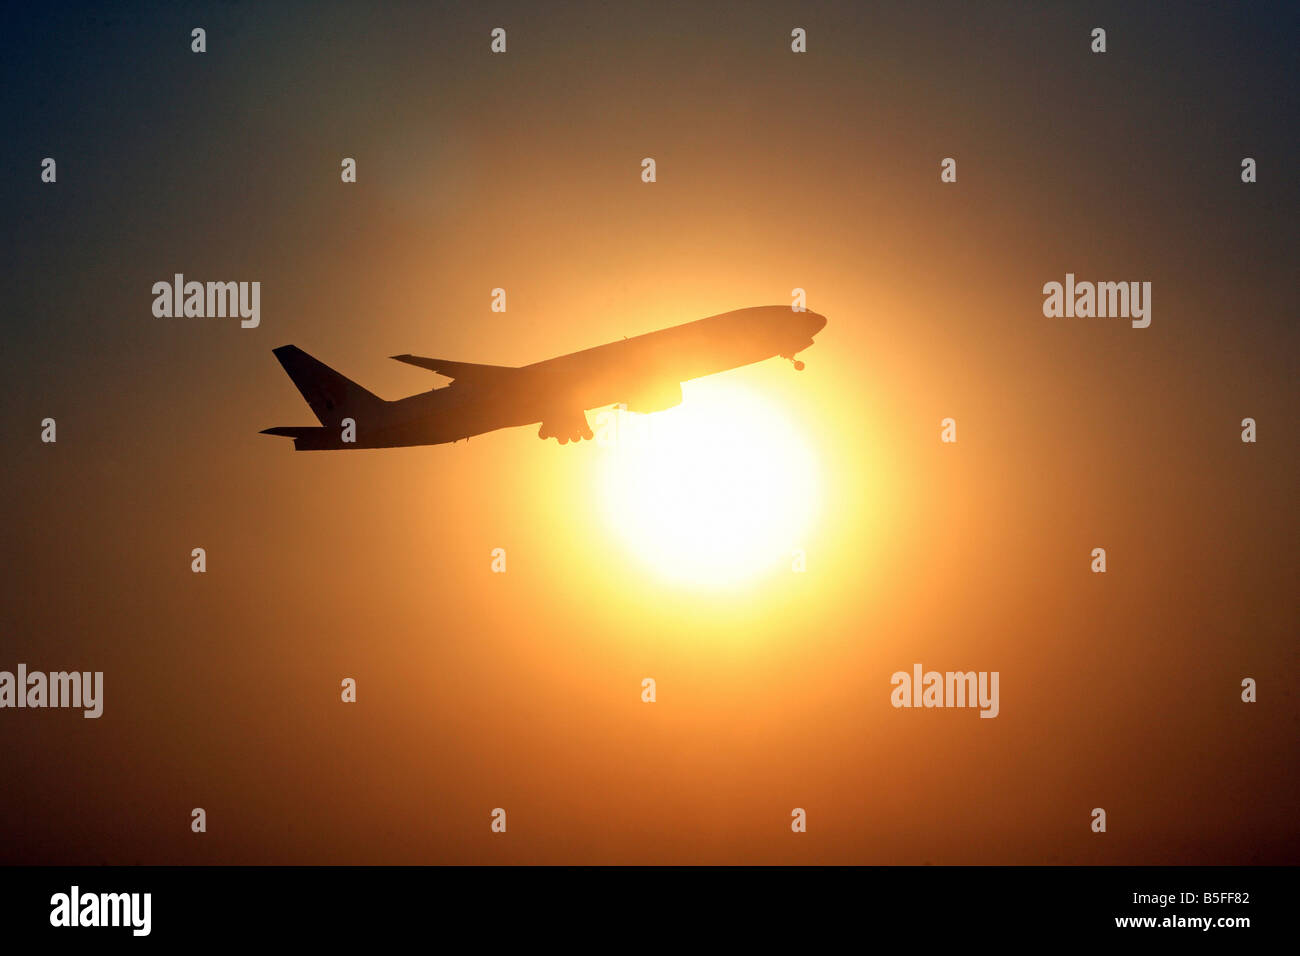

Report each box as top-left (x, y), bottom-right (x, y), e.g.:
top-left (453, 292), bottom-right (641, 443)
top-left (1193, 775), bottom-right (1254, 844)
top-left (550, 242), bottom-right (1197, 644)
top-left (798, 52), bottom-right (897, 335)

top-left (0, 865), bottom-right (1283, 942)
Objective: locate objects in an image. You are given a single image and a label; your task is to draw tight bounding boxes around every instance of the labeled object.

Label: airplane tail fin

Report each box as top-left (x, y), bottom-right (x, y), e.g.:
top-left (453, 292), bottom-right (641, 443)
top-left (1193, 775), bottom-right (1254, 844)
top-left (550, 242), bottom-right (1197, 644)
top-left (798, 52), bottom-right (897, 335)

top-left (270, 345), bottom-right (386, 425)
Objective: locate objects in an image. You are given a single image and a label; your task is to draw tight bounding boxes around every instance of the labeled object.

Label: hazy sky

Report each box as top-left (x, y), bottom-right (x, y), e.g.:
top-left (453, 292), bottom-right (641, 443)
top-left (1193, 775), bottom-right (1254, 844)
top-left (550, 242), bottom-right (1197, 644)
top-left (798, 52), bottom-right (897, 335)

top-left (1, 1), bottom-right (1296, 864)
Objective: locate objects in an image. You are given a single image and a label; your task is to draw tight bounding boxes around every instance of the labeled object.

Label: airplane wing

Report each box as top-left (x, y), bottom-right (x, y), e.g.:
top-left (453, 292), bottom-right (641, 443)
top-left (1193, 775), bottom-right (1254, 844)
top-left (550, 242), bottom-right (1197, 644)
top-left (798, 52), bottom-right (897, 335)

top-left (390, 355), bottom-right (518, 384)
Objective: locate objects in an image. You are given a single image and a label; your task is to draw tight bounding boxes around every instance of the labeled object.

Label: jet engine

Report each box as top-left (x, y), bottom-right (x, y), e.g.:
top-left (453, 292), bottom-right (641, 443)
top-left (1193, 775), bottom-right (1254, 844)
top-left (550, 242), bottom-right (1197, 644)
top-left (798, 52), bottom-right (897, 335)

top-left (624, 381), bottom-right (682, 414)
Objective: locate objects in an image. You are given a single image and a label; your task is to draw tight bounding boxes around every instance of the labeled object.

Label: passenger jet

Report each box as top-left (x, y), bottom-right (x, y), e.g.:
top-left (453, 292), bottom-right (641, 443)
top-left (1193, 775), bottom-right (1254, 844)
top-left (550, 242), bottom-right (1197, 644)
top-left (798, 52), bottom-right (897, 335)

top-left (261, 305), bottom-right (827, 449)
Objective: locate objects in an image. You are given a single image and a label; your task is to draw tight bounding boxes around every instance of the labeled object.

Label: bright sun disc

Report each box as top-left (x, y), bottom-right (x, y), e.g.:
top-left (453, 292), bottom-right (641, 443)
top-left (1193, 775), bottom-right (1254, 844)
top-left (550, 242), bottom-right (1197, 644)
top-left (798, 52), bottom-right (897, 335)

top-left (596, 378), bottom-right (820, 589)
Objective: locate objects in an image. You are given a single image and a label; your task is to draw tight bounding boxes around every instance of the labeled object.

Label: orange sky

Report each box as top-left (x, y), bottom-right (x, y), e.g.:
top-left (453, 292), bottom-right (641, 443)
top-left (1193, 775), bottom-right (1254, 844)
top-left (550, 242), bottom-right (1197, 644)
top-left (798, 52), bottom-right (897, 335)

top-left (2, 1), bottom-right (1296, 864)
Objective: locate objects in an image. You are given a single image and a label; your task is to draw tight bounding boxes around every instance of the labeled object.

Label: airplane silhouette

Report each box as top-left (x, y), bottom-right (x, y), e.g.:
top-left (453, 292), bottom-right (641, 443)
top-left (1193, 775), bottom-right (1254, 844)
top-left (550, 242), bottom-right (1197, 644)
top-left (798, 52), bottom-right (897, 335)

top-left (261, 305), bottom-right (827, 449)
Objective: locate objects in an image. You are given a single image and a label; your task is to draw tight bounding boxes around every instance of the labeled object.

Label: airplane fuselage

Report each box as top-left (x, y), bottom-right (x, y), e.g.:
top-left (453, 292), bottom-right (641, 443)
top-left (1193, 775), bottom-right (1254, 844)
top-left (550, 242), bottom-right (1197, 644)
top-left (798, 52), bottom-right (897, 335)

top-left (264, 306), bottom-right (827, 449)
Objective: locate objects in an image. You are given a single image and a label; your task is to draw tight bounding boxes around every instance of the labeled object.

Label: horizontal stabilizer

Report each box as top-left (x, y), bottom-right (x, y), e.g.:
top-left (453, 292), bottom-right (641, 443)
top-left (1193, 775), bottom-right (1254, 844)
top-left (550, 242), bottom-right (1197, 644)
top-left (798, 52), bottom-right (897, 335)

top-left (259, 425), bottom-right (342, 450)
top-left (390, 354), bottom-right (517, 383)
top-left (260, 426), bottom-right (321, 438)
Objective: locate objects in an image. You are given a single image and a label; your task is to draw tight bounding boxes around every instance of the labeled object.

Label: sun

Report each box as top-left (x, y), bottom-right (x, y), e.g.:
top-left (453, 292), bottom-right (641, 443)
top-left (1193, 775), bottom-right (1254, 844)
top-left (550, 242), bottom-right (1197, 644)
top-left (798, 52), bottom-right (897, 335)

top-left (595, 377), bottom-right (821, 589)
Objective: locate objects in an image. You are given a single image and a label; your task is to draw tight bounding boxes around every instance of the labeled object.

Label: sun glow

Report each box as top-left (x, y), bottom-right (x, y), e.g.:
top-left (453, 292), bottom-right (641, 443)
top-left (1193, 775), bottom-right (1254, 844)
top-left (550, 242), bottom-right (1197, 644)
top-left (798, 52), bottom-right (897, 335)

top-left (596, 377), bottom-right (821, 589)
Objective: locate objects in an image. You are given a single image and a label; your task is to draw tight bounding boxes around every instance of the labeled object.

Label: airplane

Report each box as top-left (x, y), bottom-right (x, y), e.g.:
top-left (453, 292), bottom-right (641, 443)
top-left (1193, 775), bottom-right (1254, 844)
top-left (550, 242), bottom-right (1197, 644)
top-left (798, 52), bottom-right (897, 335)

top-left (261, 305), bottom-right (828, 449)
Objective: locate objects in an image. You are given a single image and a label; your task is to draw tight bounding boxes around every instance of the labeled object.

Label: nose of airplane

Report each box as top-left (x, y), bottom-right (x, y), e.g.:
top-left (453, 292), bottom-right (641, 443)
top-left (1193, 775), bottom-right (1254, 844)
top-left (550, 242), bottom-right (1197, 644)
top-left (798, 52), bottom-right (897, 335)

top-left (808, 311), bottom-right (827, 334)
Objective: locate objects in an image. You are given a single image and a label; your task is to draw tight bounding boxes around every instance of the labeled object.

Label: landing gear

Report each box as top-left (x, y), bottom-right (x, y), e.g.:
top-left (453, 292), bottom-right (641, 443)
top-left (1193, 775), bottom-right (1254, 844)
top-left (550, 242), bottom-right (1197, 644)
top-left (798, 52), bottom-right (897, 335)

top-left (792, 359), bottom-right (805, 371)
